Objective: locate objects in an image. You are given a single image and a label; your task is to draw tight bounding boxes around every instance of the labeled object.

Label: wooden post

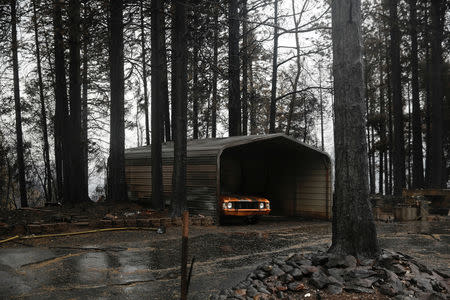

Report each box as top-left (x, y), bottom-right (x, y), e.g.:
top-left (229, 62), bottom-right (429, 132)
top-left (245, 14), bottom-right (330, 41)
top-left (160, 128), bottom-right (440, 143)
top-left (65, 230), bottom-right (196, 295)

top-left (181, 210), bottom-right (189, 300)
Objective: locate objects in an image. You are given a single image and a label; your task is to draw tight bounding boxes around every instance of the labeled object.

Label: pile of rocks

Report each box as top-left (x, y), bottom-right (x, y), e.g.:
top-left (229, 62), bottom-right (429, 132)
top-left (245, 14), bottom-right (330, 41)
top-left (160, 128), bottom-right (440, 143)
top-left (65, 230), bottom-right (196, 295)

top-left (211, 249), bottom-right (449, 300)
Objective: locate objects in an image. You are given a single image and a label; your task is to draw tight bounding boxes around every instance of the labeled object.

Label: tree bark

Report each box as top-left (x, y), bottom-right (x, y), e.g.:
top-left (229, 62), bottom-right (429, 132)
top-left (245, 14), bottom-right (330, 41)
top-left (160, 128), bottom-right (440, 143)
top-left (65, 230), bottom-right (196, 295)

top-left (192, 16), bottom-right (199, 139)
top-left (211, 7), bottom-right (218, 138)
top-left (424, 6), bottom-right (432, 187)
top-left (409, 0), bottom-right (424, 189)
top-left (249, 56), bottom-right (257, 135)
top-left (378, 29), bottom-right (385, 195)
top-left (286, 0), bottom-right (302, 136)
top-left (53, 0), bottom-right (69, 203)
top-left (11, 0), bottom-right (28, 208)
top-left (241, 0), bottom-right (249, 136)
top-left (81, 1), bottom-right (89, 201)
top-left (365, 64), bottom-right (376, 195)
top-left (365, 80), bottom-right (375, 195)
top-left (407, 86), bottom-right (412, 188)
top-left (388, 80), bottom-right (394, 195)
top-left (32, 0), bottom-right (52, 203)
top-left (108, 0), bottom-right (127, 203)
top-left (330, 0), bottom-right (379, 257)
top-left (385, 37), bottom-right (393, 195)
top-left (389, 0), bottom-right (406, 196)
top-left (228, 0), bottom-right (241, 136)
top-left (68, 0), bottom-right (85, 203)
top-left (151, 0), bottom-right (164, 209)
top-left (430, 0), bottom-right (444, 188)
top-left (370, 126), bottom-right (376, 191)
top-left (140, 0), bottom-right (150, 146)
top-left (171, 0), bottom-right (188, 217)
top-left (7, 160), bottom-right (13, 208)
top-left (269, 0), bottom-right (279, 134)
top-left (161, 18), bottom-right (171, 142)
top-left (319, 63), bottom-right (324, 151)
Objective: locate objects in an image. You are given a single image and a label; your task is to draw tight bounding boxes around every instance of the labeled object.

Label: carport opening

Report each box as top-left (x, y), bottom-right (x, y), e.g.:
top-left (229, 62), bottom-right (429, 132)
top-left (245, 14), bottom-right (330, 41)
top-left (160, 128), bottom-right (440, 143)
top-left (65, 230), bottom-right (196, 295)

top-left (219, 138), bottom-right (330, 217)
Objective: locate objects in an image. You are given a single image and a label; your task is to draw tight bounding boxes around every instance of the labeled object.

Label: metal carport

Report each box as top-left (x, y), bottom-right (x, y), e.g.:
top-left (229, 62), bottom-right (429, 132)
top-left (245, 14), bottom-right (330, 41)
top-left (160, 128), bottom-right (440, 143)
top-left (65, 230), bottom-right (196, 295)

top-left (124, 134), bottom-right (332, 223)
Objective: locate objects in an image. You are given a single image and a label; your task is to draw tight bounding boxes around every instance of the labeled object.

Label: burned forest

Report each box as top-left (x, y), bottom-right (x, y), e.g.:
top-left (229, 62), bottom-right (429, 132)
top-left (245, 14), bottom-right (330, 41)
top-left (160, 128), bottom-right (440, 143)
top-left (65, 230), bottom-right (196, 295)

top-left (0, 0), bottom-right (449, 299)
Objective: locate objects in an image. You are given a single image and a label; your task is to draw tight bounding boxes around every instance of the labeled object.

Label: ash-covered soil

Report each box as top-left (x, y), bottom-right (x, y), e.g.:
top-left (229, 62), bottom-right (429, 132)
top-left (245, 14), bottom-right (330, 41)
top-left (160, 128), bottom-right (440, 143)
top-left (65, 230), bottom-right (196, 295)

top-left (0, 217), bottom-right (448, 299)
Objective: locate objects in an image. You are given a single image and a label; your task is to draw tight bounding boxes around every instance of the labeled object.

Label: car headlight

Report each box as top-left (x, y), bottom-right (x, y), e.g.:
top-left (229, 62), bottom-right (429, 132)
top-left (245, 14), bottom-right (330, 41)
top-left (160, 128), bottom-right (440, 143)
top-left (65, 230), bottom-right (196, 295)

top-left (222, 203), bottom-right (227, 210)
top-left (227, 202), bottom-right (233, 209)
top-left (266, 203), bottom-right (270, 209)
top-left (259, 202), bottom-right (265, 209)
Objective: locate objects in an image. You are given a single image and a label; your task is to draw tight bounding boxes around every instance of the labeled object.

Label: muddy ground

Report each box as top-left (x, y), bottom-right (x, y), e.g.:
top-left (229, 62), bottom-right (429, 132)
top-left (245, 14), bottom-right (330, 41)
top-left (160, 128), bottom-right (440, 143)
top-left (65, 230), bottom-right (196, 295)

top-left (0, 217), bottom-right (449, 299)
top-left (0, 203), bottom-right (168, 232)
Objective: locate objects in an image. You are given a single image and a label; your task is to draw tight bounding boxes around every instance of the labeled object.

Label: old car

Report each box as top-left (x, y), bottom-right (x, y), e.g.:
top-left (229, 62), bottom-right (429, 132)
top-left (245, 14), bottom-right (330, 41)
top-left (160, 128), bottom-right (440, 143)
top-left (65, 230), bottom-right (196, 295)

top-left (219, 195), bottom-right (270, 223)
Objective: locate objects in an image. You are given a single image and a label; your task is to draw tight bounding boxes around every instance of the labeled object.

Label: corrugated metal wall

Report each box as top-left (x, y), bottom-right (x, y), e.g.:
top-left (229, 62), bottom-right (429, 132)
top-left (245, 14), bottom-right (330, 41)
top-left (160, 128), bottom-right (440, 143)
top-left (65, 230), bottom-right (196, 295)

top-left (124, 134), bottom-right (333, 222)
top-left (125, 151), bottom-right (217, 217)
top-left (295, 158), bottom-right (332, 219)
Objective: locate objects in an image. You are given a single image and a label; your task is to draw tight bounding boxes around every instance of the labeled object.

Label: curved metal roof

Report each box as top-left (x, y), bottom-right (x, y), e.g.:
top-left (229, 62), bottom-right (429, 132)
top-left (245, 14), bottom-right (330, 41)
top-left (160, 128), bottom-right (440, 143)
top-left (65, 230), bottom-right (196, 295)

top-left (125, 133), bottom-right (331, 162)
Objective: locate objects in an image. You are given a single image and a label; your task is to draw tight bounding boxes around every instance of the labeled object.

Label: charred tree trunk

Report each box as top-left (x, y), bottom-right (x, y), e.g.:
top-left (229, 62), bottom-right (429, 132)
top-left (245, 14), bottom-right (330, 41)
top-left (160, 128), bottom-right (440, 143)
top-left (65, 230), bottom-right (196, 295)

top-left (205, 87), bottom-right (211, 138)
top-left (365, 63), bottom-right (374, 195)
top-left (385, 38), bottom-right (394, 195)
top-left (81, 2), bottom-right (89, 200)
top-left (330, 0), bottom-right (379, 257)
top-left (241, 0), bottom-right (248, 135)
top-left (228, 0), bottom-right (241, 136)
top-left (424, 4), bottom-right (432, 187)
top-left (389, 0), bottom-right (405, 196)
top-left (384, 148), bottom-right (388, 195)
top-left (366, 97), bottom-right (375, 194)
top-left (136, 98), bottom-right (141, 146)
top-left (211, 7), bottom-right (218, 138)
top-left (371, 124), bottom-right (376, 193)
top-left (388, 79), bottom-right (394, 195)
top-left (429, 0), bottom-right (444, 188)
top-left (319, 64), bottom-right (324, 151)
top-left (367, 132), bottom-right (373, 194)
top-left (32, 0), bottom-right (52, 203)
top-left (53, 0), bottom-right (69, 203)
top-left (364, 57), bottom-right (376, 195)
top-left (269, 0), bottom-right (278, 134)
top-left (286, 0), bottom-right (301, 136)
top-left (161, 18), bottom-right (171, 142)
top-left (171, 0), bottom-right (188, 216)
top-left (151, 0), bottom-right (164, 209)
top-left (192, 17), bottom-right (199, 139)
top-left (11, 0), bottom-right (27, 207)
top-left (140, 0), bottom-right (150, 146)
top-left (108, 0), bottom-right (127, 203)
top-left (407, 86), bottom-right (412, 188)
top-left (409, 0), bottom-right (424, 189)
top-left (378, 31), bottom-right (386, 195)
top-left (68, 0), bottom-right (85, 203)
top-left (7, 160), bottom-right (14, 208)
top-left (42, 28), bottom-right (55, 83)
top-left (249, 56), bottom-right (257, 134)
top-left (285, 77), bottom-right (300, 136)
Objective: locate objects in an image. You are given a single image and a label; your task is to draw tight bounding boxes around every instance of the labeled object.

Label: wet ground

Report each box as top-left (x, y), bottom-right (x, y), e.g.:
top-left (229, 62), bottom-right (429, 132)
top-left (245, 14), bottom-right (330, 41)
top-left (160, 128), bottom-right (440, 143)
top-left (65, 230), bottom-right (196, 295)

top-left (0, 217), bottom-right (449, 299)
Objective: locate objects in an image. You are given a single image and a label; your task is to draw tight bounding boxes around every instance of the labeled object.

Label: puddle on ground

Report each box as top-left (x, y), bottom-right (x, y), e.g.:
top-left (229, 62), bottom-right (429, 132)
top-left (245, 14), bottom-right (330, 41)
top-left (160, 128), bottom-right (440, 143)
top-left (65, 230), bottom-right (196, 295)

top-left (0, 248), bottom-right (59, 269)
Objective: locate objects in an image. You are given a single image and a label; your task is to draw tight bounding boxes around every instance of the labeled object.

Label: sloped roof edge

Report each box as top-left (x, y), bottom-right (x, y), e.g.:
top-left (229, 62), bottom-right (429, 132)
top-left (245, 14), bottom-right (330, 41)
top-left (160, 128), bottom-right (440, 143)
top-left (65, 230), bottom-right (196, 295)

top-left (125, 133), bottom-right (331, 161)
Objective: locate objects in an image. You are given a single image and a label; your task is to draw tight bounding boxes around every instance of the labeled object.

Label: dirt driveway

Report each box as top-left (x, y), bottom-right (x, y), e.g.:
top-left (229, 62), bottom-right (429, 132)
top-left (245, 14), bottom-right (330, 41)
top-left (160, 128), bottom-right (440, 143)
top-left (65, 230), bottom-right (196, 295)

top-left (0, 218), bottom-right (449, 299)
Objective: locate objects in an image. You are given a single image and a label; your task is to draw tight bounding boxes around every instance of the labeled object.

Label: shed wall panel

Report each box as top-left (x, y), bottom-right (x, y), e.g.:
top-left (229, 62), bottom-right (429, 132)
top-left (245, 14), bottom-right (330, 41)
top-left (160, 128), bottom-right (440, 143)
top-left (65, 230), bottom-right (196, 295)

top-left (125, 158), bottom-right (217, 216)
top-left (295, 160), bottom-right (332, 219)
top-left (124, 134), bottom-right (332, 221)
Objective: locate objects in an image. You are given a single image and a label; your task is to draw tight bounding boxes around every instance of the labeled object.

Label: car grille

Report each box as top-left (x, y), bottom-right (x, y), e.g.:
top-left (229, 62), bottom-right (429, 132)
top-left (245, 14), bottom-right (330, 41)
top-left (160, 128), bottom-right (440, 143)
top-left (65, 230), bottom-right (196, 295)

top-left (234, 202), bottom-right (259, 209)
